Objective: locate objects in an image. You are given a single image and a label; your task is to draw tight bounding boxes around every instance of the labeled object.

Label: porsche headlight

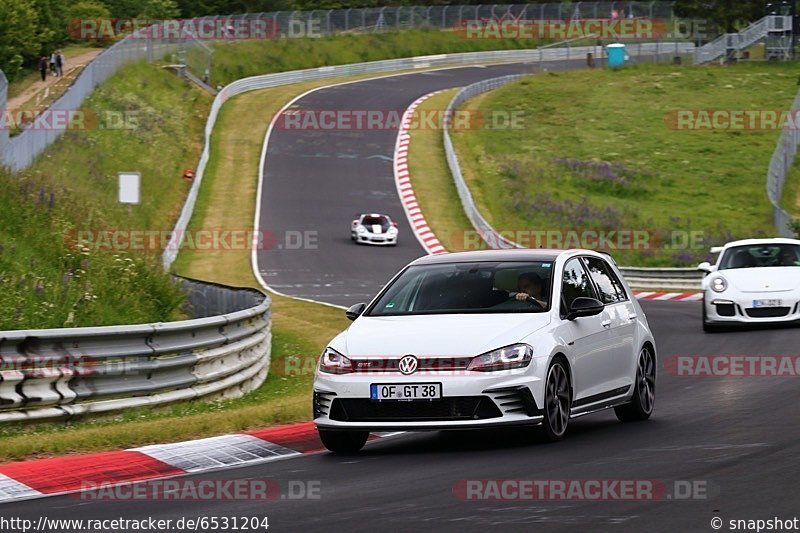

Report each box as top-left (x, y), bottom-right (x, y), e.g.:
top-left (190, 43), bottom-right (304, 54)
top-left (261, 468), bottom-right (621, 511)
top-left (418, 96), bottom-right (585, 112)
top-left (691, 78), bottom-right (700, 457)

top-left (388, 227), bottom-right (398, 235)
top-left (467, 344), bottom-right (533, 372)
top-left (357, 226), bottom-right (367, 234)
top-left (710, 276), bottom-right (728, 293)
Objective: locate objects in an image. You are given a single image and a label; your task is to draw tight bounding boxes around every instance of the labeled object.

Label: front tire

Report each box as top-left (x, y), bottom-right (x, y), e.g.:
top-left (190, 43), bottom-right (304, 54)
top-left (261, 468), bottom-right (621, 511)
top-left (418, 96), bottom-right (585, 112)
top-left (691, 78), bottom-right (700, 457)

top-left (540, 358), bottom-right (571, 442)
top-left (615, 345), bottom-right (656, 422)
top-left (319, 429), bottom-right (369, 453)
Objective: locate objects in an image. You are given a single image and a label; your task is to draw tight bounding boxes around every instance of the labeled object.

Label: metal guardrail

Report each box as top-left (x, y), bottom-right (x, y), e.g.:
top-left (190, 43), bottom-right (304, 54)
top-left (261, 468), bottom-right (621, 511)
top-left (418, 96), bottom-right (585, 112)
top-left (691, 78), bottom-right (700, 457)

top-left (162, 41), bottom-right (695, 270)
top-left (440, 55), bottom-right (710, 290)
top-left (767, 89), bottom-right (800, 239)
top-left (618, 267), bottom-right (702, 290)
top-left (0, 280), bottom-right (271, 422)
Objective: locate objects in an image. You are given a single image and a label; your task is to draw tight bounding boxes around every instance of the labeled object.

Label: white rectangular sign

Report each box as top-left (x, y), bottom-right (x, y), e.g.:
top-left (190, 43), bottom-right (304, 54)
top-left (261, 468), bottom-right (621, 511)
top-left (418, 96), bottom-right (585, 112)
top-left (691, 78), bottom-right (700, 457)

top-left (118, 172), bottom-right (140, 204)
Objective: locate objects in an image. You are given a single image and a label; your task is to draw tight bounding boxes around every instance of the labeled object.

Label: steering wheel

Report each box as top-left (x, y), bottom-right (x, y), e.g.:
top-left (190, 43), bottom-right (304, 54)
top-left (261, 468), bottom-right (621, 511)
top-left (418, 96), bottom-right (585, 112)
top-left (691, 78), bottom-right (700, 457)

top-left (524, 296), bottom-right (545, 311)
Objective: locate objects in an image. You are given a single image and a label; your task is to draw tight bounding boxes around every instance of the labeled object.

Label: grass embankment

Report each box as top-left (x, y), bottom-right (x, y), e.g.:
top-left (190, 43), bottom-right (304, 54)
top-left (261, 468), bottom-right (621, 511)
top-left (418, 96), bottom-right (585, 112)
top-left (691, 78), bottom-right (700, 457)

top-left (208, 28), bottom-right (549, 85)
top-left (444, 62), bottom-right (799, 266)
top-left (0, 61), bottom-right (209, 329)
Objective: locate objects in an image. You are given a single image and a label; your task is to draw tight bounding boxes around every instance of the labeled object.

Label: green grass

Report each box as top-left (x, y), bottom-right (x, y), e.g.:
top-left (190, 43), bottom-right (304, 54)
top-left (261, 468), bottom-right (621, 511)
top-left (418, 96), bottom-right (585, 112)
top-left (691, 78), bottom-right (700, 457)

top-left (449, 62), bottom-right (800, 266)
top-left (208, 28), bottom-right (551, 85)
top-left (0, 61), bottom-right (210, 329)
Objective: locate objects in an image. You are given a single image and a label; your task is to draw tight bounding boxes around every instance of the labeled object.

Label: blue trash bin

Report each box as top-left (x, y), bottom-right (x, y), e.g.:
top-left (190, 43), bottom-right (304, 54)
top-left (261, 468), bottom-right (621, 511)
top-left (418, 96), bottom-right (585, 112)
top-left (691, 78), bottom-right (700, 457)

top-left (607, 43), bottom-right (626, 68)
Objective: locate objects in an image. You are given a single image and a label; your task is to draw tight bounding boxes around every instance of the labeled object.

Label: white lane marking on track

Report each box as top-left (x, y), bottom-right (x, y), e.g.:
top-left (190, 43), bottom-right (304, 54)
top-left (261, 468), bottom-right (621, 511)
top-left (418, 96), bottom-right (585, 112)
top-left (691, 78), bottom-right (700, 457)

top-left (131, 434), bottom-right (300, 473)
top-left (0, 474), bottom-right (41, 502)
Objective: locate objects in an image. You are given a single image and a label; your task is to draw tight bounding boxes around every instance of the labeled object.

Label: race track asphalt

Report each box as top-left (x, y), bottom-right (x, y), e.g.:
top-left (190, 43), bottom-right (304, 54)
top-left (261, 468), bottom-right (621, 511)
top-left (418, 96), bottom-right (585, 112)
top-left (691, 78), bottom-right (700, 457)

top-left (256, 61), bottom-right (554, 307)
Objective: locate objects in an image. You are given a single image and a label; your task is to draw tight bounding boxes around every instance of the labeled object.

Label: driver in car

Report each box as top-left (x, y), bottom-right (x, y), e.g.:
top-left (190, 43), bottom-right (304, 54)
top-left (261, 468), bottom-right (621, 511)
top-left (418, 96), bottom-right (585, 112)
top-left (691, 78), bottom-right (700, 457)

top-left (510, 272), bottom-right (547, 307)
top-left (779, 248), bottom-right (800, 266)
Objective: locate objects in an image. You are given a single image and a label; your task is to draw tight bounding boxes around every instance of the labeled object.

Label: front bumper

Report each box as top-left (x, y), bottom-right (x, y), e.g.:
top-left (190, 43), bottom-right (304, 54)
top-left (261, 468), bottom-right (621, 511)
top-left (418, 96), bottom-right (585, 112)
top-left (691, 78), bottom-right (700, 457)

top-left (354, 233), bottom-right (397, 245)
top-left (313, 370), bottom-right (544, 431)
top-left (705, 292), bottom-right (800, 325)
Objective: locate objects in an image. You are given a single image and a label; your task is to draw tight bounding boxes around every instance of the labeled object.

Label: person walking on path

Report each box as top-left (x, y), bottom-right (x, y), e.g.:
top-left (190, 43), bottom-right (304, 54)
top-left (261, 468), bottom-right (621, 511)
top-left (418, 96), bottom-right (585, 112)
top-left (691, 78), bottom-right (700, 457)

top-left (49, 51), bottom-right (58, 76)
top-left (38, 56), bottom-right (48, 81)
top-left (55, 50), bottom-right (64, 77)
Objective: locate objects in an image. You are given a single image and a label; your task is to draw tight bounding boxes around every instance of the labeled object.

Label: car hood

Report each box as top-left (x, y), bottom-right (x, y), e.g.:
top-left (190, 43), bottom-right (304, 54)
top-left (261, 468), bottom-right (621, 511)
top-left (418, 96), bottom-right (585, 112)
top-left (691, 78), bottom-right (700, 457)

top-left (340, 313), bottom-right (551, 357)
top-left (720, 267), bottom-right (800, 292)
top-left (363, 224), bottom-right (386, 234)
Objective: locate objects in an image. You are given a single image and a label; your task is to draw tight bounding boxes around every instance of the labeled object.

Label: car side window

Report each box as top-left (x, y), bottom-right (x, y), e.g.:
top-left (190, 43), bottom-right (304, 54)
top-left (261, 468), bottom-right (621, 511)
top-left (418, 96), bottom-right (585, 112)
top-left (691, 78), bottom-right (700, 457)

top-left (561, 258), bottom-right (599, 315)
top-left (583, 256), bottom-right (627, 304)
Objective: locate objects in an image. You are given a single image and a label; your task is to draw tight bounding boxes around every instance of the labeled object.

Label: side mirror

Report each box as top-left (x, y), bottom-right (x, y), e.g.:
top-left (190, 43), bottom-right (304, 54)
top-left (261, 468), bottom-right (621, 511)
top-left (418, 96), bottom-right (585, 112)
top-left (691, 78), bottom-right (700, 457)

top-left (566, 297), bottom-right (604, 320)
top-left (345, 302), bottom-right (366, 321)
top-left (697, 262), bottom-right (716, 275)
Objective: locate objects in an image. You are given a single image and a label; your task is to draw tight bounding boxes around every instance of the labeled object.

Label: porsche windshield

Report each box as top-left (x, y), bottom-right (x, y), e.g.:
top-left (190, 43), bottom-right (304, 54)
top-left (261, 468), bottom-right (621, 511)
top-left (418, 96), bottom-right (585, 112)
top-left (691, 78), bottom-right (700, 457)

top-left (719, 244), bottom-right (800, 270)
top-left (367, 261), bottom-right (554, 316)
top-left (361, 216), bottom-right (391, 231)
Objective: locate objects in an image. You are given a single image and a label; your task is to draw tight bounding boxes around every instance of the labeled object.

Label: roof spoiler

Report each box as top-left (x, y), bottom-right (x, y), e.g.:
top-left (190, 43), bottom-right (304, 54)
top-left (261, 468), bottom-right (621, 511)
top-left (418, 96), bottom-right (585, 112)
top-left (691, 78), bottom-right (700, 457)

top-left (710, 246), bottom-right (724, 254)
top-left (596, 250), bottom-right (618, 265)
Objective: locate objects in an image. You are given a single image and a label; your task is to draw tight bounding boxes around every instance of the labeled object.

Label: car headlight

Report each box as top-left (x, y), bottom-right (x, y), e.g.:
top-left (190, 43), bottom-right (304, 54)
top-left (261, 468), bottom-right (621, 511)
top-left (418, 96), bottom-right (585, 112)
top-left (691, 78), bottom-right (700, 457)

top-left (710, 276), bottom-right (728, 293)
top-left (357, 226), bottom-right (367, 234)
top-left (388, 227), bottom-right (398, 235)
top-left (319, 347), bottom-right (353, 374)
top-left (467, 343), bottom-right (533, 372)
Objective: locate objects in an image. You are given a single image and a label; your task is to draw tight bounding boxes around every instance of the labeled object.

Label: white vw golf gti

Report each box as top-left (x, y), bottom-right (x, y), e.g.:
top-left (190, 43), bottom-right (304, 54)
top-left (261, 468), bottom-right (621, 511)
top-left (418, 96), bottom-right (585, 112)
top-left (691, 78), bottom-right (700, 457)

top-left (313, 249), bottom-right (657, 453)
top-left (698, 238), bottom-right (800, 332)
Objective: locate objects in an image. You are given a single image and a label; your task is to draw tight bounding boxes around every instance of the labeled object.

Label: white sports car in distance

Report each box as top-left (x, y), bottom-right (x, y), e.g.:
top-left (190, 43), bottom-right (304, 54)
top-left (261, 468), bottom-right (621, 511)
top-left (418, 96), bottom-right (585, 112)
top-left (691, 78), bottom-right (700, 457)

top-left (698, 238), bottom-right (800, 332)
top-left (351, 213), bottom-right (398, 246)
top-left (313, 249), bottom-right (657, 453)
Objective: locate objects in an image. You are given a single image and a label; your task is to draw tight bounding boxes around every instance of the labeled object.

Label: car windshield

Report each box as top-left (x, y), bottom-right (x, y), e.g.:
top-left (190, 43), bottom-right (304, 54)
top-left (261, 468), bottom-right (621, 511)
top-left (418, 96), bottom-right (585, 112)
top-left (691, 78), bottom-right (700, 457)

top-left (367, 261), bottom-right (554, 316)
top-left (719, 244), bottom-right (800, 270)
top-left (362, 216), bottom-right (391, 231)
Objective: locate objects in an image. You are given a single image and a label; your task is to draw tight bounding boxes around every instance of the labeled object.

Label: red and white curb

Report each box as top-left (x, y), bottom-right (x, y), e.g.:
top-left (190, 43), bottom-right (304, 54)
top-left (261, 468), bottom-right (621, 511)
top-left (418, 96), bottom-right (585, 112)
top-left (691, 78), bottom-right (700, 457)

top-left (0, 422), bottom-right (395, 504)
top-left (634, 291), bottom-right (702, 301)
top-left (394, 92), bottom-right (447, 255)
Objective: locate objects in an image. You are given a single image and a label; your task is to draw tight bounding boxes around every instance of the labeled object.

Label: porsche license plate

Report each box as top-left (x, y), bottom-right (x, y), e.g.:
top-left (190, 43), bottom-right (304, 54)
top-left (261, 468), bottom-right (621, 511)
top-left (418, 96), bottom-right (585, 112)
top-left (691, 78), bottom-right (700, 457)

top-left (752, 299), bottom-right (782, 308)
top-left (370, 383), bottom-right (442, 401)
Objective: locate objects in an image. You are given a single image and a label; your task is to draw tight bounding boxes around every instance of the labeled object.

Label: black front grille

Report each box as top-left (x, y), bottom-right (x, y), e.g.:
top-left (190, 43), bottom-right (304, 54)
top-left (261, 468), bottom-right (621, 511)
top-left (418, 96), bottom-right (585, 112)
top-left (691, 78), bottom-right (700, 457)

top-left (745, 307), bottom-right (791, 318)
top-left (714, 303), bottom-right (736, 317)
top-left (330, 396), bottom-right (502, 422)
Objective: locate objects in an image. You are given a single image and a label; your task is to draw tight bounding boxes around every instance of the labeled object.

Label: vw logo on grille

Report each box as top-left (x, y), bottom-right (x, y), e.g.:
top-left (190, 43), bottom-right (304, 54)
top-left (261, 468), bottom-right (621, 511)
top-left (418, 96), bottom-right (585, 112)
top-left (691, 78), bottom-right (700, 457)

top-left (398, 355), bottom-right (419, 375)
